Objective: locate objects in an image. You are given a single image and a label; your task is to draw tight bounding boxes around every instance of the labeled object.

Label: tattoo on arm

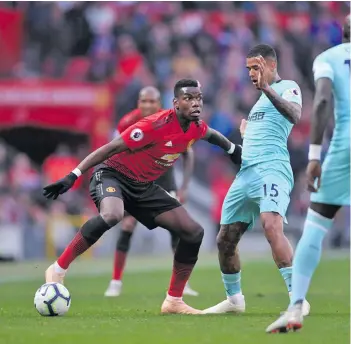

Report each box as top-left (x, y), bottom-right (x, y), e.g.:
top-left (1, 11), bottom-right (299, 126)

top-left (77, 137), bottom-right (128, 174)
top-left (202, 128), bottom-right (232, 151)
top-left (310, 78), bottom-right (333, 145)
top-left (263, 87), bottom-right (301, 124)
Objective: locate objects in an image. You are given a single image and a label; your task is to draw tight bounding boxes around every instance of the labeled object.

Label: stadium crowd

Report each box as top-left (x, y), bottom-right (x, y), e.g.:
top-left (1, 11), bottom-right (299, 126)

top-left (0, 2), bottom-right (349, 257)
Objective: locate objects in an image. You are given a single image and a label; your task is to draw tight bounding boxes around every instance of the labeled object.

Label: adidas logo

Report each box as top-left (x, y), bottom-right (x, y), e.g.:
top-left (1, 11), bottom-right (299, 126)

top-left (165, 141), bottom-right (173, 147)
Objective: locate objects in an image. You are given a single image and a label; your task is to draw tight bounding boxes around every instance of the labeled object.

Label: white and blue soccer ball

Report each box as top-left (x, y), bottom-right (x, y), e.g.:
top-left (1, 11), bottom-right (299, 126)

top-left (34, 282), bottom-right (71, 316)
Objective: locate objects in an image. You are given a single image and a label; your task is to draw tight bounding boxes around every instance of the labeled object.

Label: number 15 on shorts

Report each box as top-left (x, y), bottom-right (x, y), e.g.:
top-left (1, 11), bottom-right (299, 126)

top-left (263, 184), bottom-right (279, 198)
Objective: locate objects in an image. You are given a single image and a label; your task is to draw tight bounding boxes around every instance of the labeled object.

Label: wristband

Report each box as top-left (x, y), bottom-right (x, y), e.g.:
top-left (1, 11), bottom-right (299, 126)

top-left (227, 143), bottom-right (235, 154)
top-left (72, 168), bottom-right (82, 178)
top-left (308, 144), bottom-right (321, 161)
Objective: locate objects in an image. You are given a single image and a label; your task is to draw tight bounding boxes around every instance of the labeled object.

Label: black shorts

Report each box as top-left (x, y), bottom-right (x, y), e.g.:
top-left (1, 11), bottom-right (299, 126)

top-left (155, 167), bottom-right (177, 193)
top-left (89, 166), bottom-right (181, 229)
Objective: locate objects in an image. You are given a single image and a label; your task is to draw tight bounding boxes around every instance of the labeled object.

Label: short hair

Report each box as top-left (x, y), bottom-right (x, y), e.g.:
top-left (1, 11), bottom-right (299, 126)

top-left (174, 79), bottom-right (200, 97)
top-left (247, 44), bottom-right (277, 60)
top-left (139, 86), bottom-right (160, 99)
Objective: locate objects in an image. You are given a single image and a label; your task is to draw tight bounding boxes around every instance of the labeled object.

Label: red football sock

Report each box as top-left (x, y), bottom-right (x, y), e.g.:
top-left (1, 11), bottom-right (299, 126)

top-left (112, 250), bottom-right (127, 280)
top-left (57, 232), bottom-right (91, 269)
top-left (167, 260), bottom-right (195, 297)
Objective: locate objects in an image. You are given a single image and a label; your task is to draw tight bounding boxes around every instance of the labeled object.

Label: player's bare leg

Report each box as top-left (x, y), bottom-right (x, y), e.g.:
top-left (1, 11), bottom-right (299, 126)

top-left (261, 212), bottom-right (293, 267)
top-left (261, 212), bottom-right (310, 317)
top-left (203, 222), bottom-right (248, 314)
top-left (169, 232), bottom-right (199, 297)
top-left (46, 197), bottom-right (124, 284)
top-left (155, 207), bottom-right (204, 315)
top-left (104, 215), bottom-right (137, 297)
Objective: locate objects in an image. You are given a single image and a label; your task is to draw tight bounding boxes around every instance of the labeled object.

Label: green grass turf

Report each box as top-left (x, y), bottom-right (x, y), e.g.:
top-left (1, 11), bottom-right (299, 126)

top-left (0, 257), bottom-right (349, 344)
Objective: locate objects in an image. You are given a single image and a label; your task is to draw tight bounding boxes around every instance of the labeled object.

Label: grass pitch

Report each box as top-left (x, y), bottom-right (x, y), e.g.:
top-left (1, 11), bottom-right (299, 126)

top-left (0, 254), bottom-right (349, 344)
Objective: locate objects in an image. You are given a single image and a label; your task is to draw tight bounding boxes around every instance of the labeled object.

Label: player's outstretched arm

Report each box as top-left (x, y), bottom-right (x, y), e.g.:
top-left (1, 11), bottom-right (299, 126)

top-left (202, 127), bottom-right (242, 164)
top-left (43, 137), bottom-right (128, 200)
top-left (202, 127), bottom-right (232, 150)
top-left (76, 137), bottom-right (128, 174)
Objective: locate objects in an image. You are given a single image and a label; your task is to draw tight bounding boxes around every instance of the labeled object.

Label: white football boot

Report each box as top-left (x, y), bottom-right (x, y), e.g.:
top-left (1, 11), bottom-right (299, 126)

top-left (203, 294), bottom-right (246, 314)
top-left (289, 293), bottom-right (310, 316)
top-left (183, 282), bottom-right (199, 297)
top-left (266, 303), bottom-right (303, 333)
top-left (104, 280), bottom-right (123, 297)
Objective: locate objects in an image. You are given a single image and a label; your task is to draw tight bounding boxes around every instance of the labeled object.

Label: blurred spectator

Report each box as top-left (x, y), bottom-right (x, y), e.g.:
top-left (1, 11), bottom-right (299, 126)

top-left (85, 2), bottom-right (115, 35)
top-left (116, 34), bottom-right (144, 82)
top-left (172, 42), bottom-right (202, 77)
top-left (42, 144), bottom-right (82, 190)
top-left (64, 2), bottom-right (93, 57)
top-left (9, 153), bottom-right (41, 191)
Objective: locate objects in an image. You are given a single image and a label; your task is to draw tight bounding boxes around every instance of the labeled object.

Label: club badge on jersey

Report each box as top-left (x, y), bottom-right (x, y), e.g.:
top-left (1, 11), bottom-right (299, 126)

top-left (160, 154), bottom-right (180, 164)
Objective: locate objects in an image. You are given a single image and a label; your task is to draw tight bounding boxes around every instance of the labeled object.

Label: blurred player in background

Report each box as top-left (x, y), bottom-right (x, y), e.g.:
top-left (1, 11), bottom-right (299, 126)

top-left (266, 15), bottom-right (350, 333)
top-left (105, 86), bottom-right (199, 297)
top-left (204, 44), bottom-right (310, 315)
top-left (43, 79), bottom-right (242, 315)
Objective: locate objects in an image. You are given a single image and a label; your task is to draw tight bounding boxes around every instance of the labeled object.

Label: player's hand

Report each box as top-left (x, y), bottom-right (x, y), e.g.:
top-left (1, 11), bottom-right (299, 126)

top-left (229, 145), bottom-right (242, 165)
top-left (43, 173), bottom-right (78, 200)
top-left (306, 160), bottom-right (322, 193)
top-left (176, 188), bottom-right (188, 204)
top-left (240, 119), bottom-right (247, 138)
top-left (255, 56), bottom-right (269, 91)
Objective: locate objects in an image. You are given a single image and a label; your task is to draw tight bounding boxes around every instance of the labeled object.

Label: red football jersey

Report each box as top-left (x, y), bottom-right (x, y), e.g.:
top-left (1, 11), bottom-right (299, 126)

top-left (105, 109), bottom-right (208, 182)
top-left (117, 108), bottom-right (143, 133)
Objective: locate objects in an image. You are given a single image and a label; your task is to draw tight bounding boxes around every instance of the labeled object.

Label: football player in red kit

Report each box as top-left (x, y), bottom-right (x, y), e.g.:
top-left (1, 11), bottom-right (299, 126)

top-left (43, 79), bottom-right (242, 314)
top-left (105, 86), bottom-right (199, 297)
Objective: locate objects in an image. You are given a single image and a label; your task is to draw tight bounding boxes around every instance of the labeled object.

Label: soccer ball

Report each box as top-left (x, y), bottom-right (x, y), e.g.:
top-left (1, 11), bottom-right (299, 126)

top-left (34, 282), bottom-right (71, 316)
